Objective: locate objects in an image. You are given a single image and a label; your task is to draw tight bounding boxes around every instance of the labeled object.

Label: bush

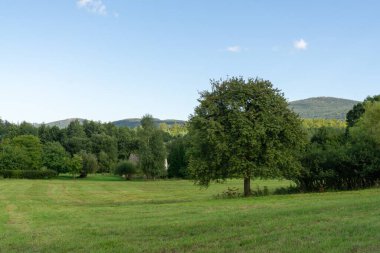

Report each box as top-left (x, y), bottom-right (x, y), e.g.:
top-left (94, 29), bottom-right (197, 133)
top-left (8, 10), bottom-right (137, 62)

top-left (215, 187), bottom-right (242, 199)
top-left (0, 169), bottom-right (58, 179)
top-left (80, 152), bottom-right (98, 178)
top-left (114, 161), bottom-right (137, 180)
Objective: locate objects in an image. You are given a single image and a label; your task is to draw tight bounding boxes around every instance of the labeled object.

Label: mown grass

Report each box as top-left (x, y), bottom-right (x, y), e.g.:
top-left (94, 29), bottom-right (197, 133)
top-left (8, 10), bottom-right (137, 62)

top-left (0, 175), bottom-right (379, 252)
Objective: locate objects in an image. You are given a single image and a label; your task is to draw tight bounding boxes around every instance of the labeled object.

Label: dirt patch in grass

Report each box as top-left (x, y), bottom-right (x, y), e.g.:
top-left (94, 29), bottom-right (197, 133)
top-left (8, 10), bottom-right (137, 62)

top-left (5, 202), bottom-right (30, 233)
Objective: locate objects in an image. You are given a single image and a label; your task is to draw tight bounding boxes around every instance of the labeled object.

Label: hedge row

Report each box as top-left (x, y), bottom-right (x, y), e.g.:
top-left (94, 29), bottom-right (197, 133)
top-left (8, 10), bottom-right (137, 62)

top-left (0, 170), bottom-right (58, 179)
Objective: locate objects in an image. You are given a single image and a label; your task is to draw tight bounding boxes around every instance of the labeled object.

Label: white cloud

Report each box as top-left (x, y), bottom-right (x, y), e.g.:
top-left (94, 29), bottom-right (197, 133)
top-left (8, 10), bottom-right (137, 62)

top-left (77, 0), bottom-right (107, 15)
top-left (226, 46), bottom-right (242, 53)
top-left (294, 39), bottom-right (308, 50)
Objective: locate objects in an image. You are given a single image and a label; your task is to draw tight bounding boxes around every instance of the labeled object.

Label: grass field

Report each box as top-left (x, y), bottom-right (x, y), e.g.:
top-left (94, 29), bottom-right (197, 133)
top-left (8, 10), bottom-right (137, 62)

top-left (0, 175), bottom-right (380, 253)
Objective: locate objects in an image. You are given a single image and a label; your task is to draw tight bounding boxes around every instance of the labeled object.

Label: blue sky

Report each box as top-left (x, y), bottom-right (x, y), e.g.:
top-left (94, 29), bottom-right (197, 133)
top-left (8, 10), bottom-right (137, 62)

top-left (1, 0), bottom-right (379, 123)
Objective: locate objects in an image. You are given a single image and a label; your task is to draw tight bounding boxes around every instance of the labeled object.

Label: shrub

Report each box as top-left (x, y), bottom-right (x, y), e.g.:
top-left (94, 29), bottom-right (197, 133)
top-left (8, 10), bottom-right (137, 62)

top-left (252, 186), bottom-right (270, 196)
top-left (114, 161), bottom-right (137, 180)
top-left (215, 187), bottom-right (242, 199)
top-left (80, 152), bottom-right (98, 178)
top-left (42, 142), bottom-right (69, 174)
top-left (0, 169), bottom-right (58, 179)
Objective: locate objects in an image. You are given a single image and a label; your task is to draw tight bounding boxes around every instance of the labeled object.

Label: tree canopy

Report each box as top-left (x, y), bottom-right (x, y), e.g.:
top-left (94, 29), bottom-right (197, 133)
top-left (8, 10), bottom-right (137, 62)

top-left (137, 115), bottom-right (167, 179)
top-left (188, 77), bottom-right (306, 196)
top-left (346, 95), bottom-right (380, 127)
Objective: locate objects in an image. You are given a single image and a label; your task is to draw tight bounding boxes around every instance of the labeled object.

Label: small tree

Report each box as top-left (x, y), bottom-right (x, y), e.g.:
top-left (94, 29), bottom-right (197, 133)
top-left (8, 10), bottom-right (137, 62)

top-left (80, 152), bottom-right (99, 178)
top-left (137, 115), bottom-right (166, 179)
top-left (42, 142), bottom-right (69, 174)
top-left (67, 154), bottom-right (83, 179)
top-left (350, 102), bottom-right (380, 145)
top-left (11, 135), bottom-right (43, 170)
top-left (114, 161), bottom-right (137, 180)
top-left (188, 77), bottom-right (306, 196)
top-left (346, 95), bottom-right (380, 127)
top-left (167, 136), bottom-right (190, 178)
top-left (98, 151), bottom-right (113, 173)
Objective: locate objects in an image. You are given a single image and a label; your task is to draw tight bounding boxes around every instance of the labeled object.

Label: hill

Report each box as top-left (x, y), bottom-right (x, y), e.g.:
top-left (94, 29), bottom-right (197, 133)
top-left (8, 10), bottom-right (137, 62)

top-left (44, 118), bottom-right (86, 128)
top-left (112, 118), bottom-right (186, 128)
top-left (289, 97), bottom-right (359, 120)
top-left (37, 97), bottom-right (359, 128)
top-left (43, 118), bottom-right (186, 129)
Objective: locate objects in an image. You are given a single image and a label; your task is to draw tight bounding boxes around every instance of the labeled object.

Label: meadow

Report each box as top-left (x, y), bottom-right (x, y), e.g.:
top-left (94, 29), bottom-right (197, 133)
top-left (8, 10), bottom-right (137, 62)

top-left (1, 176), bottom-right (380, 253)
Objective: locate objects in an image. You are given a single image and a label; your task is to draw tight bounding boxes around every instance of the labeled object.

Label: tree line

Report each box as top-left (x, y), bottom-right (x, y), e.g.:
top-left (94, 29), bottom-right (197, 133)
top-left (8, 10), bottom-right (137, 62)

top-left (1, 77), bottom-right (380, 198)
top-left (165, 78), bottom-right (380, 196)
top-left (0, 115), bottom-right (185, 179)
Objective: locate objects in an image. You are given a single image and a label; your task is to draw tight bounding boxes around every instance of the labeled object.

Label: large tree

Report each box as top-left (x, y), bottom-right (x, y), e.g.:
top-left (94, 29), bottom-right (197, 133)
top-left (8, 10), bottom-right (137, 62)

top-left (346, 95), bottom-right (380, 128)
top-left (42, 142), bottom-right (70, 174)
top-left (350, 102), bottom-right (380, 145)
top-left (0, 135), bottom-right (43, 170)
top-left (79, 151), bottom-right (99, 177)
top-left (167, 135), bottom-right (190, 178)
top-left (188, 77), bottom-right (306, 196)
top-left (63, 120), bottom-right (89, 155)
top-left (137, 115), bottom-right (166, 179)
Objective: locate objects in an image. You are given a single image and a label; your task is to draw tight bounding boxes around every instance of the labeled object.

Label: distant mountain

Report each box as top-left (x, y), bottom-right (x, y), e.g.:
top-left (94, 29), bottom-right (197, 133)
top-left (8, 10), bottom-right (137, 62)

top-left (289, 97), bottom-right (359, 120)
top-left (39, 97), bottom-right (359, 128)
top-left (43, 118), bottom-right (86, 128)
top-left (112, 118), bottom-right (186, 128)
top-left (43, 118), bottom-right (186, 129)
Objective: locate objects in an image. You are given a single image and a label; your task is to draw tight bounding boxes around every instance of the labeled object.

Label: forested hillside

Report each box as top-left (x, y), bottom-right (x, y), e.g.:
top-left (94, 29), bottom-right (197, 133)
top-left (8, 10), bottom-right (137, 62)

top-left (289, 97), bottom-right (359, 119)
top-left (42, 118), bottom-right (186, 129)
top-left (37, 97), bottom-right (358, 129)
top-left (113, 118), bottom-right (186, 128)
top-left (44, 118), bottom-right (86, 128)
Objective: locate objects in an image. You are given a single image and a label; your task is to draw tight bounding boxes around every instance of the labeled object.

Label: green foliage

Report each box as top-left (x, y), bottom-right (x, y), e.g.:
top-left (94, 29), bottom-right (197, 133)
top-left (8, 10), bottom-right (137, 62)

top-left (97, 151), bottom-right (113, 173)
top-left (116, 127), bottom-right (138, 160)
top-left (346, 95), bottom-right (380, 127)
top-left (64, 120), bottom-right (89, 155)
top-left (137, 115), bottom-right (167, 179)
top-left (160, 123), bottom-right (188, 137)
top-left (188, 77), bottom-right (306, 196)
top-left (42, 142), bottom-right (69, 174)
top-left (302, 118), bottom-right (346, 129)
top-left (64, 136), bottom-right (89, 155)
top-left (82, 120), bottom-right (105, 137)
top-left (90, 133), bottom-right (118, 162)
top-left (0, 119), bottom-right (145, 175)
top-left (114, 160), bottom-right (137, 180)
top-left (298, 127), bottom-right (351, 191)
top-left (12, 135), bottom-right (43, 170)
top-left (350, 102), bottom-right (380, 145)
top-left (67, 154), bottom-right (83, 179)
top-left (215, 187), bottom-right (242, 198)
top-left (17, 122), bottom-right (38, 136)
top-left (302, 119), bottom-right (346, 140)
top-left (0, 135), bottom-right (43, 171)
top-left (167, 135), bottom-right (189, 178)
top-left (66, 120), bottom-right (86, 138)
top-left (0, 169), bottom-right (57, 179)
top-left (298, 103), bottom-right (380, 191)
top-left (0, 142), bottom-right (31, 171)
top-left (80, 151), bottom-right (99, 177)
top-left (38, 125), bottom-right (64, 144)
top-left (348, 102), bottom-right (380, 183)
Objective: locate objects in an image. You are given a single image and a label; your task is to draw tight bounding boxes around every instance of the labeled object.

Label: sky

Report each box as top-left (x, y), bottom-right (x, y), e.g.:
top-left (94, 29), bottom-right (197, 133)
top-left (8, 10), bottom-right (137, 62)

top-left (1, 0), bottom-right (380, 123)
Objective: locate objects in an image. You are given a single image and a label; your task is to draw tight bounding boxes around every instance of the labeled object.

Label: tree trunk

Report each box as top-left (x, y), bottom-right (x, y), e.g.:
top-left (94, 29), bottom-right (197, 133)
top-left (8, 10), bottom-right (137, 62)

top-left (244, 177), bottom-right (251, 197)
top-left (79, 170), bottom-right (87, 178)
